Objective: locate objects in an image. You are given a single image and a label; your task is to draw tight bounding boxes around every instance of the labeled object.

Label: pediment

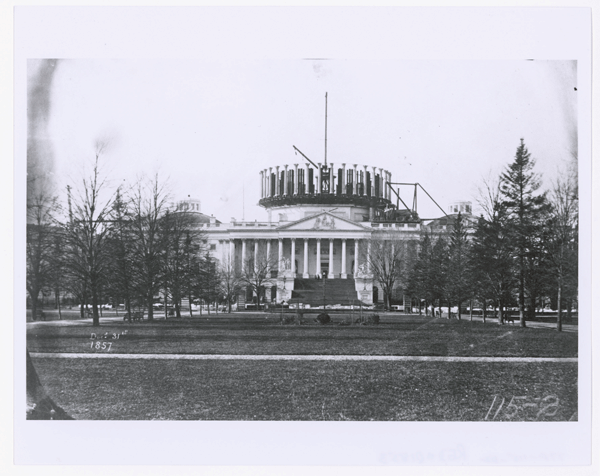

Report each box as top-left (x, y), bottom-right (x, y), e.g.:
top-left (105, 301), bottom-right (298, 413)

top-left (277, 212), bottom-right (368, 231)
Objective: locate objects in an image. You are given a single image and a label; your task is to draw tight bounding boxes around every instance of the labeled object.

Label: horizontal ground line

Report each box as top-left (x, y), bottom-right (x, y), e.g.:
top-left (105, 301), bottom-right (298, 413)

top-left (29, 353), bottom-right (578, 363)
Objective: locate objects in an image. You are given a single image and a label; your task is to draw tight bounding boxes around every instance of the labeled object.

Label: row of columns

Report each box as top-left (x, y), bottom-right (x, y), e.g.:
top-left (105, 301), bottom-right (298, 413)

top-left (260, 165), bottom-right (392, 200)
top-left (227, 238), bottom-right (370, 278)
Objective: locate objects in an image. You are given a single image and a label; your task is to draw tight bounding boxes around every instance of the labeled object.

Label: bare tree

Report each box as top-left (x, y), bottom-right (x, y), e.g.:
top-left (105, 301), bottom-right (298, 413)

top-left (26, 184), bottom-right (60, 320)
top-left (218, 252), bottom-right (243, 313)
top-left (128, 174), bottom-right (171, 321)
top-left (239, 248), bottom-right (277, 309)
top-left (547, 170), bottom-right (578, 331)
top-left (63, 147), bottom-right (116, 326)
top-left (366, 231), bottom-right (417, 310)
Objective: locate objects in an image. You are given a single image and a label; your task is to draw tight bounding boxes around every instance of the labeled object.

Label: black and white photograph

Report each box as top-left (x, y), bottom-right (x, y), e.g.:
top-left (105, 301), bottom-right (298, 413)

top-left (13, 6), bottom-right (593, 468)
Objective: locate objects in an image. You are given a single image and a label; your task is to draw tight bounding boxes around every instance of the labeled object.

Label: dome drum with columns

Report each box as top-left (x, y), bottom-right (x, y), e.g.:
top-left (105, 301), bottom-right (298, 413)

top-left (258, 163), bottom-right (395, 224)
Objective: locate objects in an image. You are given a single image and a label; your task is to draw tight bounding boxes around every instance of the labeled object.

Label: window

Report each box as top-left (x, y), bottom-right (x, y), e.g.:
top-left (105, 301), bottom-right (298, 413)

top-left (210, 244), bottom-right (216, 250)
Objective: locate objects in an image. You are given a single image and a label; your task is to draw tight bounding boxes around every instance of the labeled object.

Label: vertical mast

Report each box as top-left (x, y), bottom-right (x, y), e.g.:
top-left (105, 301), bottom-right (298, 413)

top-left (324, 92), bottom-right (328, 167)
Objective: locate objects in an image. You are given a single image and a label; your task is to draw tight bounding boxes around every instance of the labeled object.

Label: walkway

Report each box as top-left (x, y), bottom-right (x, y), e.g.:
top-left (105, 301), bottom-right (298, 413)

top-left (30, 352), bottom-right (577, 363)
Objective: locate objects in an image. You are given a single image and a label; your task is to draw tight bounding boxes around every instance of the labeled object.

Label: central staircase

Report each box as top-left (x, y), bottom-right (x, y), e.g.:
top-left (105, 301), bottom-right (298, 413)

top-left (291, 278), bottom-right (359, 307)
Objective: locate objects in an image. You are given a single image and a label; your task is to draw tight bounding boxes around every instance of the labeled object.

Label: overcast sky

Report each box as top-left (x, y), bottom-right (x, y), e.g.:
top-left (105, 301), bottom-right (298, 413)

top-left (29, 58), bottom-right (576, 222)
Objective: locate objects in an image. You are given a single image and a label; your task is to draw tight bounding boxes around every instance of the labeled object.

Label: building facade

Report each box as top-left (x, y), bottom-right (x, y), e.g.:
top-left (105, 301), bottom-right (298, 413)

top-left (190, 159), bottom-right (449, 307)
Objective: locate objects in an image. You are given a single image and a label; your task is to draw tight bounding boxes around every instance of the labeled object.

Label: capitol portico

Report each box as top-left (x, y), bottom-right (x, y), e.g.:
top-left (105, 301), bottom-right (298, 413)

top-left (196, 157), bottom-right (427, 307)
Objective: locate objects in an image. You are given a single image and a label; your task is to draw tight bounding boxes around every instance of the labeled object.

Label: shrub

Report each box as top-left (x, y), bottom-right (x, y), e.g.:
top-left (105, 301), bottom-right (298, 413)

top-left (356, 314), bottom-right (380, 325)
top-left (281, 311), bottom-right (305, 325)
top-left (315, 313), bottom-right (331, 325)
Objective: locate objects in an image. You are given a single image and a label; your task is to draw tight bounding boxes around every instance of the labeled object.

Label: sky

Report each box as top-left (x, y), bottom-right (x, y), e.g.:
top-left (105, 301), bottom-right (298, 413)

top-left (28, 58), bottom-right (577, 222)
top-left (30, 58), bottom-right (577, 222)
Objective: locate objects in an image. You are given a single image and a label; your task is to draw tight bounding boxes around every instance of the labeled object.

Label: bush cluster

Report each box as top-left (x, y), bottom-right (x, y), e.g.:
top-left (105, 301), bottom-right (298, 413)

top-left (315, 313), bottom-right (331, 325)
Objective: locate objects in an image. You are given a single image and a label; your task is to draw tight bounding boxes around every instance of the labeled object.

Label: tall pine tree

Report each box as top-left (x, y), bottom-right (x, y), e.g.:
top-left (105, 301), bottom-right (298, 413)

top-left (500, 139), bottom-right (548, 327)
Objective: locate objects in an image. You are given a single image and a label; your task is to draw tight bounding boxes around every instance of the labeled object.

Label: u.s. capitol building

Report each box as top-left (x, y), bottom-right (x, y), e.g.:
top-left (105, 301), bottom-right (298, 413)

top-left (182, 157), bottom-right (470, 308)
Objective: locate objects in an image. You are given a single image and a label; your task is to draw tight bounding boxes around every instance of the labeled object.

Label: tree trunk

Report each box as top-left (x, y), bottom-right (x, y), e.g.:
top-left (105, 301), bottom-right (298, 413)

top-left (519, 271), bottom-right (526, 327)
top-left (55, 286), bottom-right (62, 320)
top-left (30, 288), bottom-right (39, 321)
top-left (91, 288), bottom-right (100, 327)
top-left (557, 280), bottom-right (562, 332)
top-left (482, 299), bottom-right (486, 324)
top-left (147, 293), bottom-right (154, 321)
top-left (124, 296), bottom-right (130, 321)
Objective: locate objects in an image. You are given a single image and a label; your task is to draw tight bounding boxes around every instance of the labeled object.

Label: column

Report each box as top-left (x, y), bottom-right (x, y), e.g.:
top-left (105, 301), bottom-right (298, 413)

top-left (328, 239), bottom-right (334, 278)
top-left (278, 238), bottom-right (283, 272)
top-left (254, 240), bottom-right (259, 274)
top-left (383, 169), bottom-right (388, 200)
top-left (260, 171), bottom-right (264, 198)
top-left (384, 171), bottom-right (388, 200)
top-left (268, 167), bottom-right (273, 197)
top-left (276, 166), bottom-right (280, 196)
top-left (294, 164), bottom-right (299, 195)
top-left (353, 164), bottom-right (358, 195)
top-left (284, 164), bottom-right (289, 196)
top-left (342, 163), bottom-right (346, 194)
top-left (265, 169), bottom-right (268, 198)
top-left (372, 166), bottom-right (377, 195)
top-left (354, 239), bottom-right (359, 277)
top-left (266, 240), bottom-right (271, 274)
top-left (341, 239), bottom-right (347, 279)
top-left (241, 239), bottom-right (247, 272)
top-left (305, 163), bottom-right (310, 195)
top-left (316, 238), bottom-right (321, 277)
top-left (303, 239), bottom-right (309, 278)
top-left (290, 238), bottom-right (296, 275)
top-left (317, 163), bottom-right (322, 194)
top-left (229, 239), bottom-right (235, 265)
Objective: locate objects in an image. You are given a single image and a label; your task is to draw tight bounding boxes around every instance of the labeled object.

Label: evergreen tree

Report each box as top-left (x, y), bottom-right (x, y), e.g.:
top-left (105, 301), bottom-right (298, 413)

top-left (470, 208), bottom-right (514, 324)
top-left (500, 139), bottom-right (548, 327)
top-left (446, 213), bottom-right (471, 319)
top-left (431, 235), bottom-right (449, 317)
top-left (408, 233), bottom-right (430, 314)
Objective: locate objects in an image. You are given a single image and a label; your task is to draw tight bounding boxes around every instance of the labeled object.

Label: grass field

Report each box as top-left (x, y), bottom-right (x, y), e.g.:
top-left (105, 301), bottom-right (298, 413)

top-left (31, 358), bottom-right (577, 421)
top-left (27, 314), bottom-right (578, 357)
top-left (27, 314), bottom-right (578, 421)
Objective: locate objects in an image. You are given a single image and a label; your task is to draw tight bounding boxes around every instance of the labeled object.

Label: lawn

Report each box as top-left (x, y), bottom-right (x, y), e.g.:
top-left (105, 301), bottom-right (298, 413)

top-left (27, 314), bottom-right (578, 420)
top-left (31, 357), bottom-right (577, 421)
top-left (26, 314), bottom-right (578, 358)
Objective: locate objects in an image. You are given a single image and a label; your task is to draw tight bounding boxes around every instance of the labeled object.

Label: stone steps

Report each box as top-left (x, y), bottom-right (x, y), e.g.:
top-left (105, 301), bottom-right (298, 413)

top-left (291, 278), bottom-right (358, 306)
